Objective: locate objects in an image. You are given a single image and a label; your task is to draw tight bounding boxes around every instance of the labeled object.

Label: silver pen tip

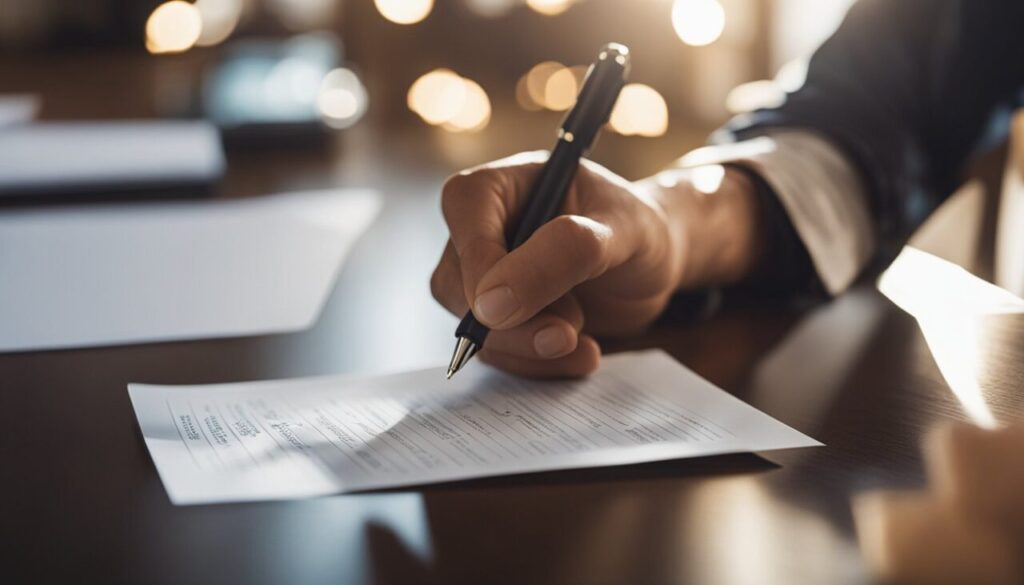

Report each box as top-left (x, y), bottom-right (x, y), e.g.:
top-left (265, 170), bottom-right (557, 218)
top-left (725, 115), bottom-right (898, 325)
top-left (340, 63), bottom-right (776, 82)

top-left (446, 337), bottom-right (478, 380)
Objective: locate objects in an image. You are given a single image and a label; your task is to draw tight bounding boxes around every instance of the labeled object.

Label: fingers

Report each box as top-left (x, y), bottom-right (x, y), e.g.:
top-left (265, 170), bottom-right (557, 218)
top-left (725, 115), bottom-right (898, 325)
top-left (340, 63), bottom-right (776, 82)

top-left (471, 214), bottom-right (633, 330)
top-left (441, 164), bottom-right (531, 304)
top-left (430, 241), bottom-right (468, 315)
top-left (478, 335), bottom-right (602, 379)
top-left (481, 295), bottom-right (584, 359)
top-left (433, 154), bottom-right (640, 379)
top-left (432, 264), bottom-right (587, 361)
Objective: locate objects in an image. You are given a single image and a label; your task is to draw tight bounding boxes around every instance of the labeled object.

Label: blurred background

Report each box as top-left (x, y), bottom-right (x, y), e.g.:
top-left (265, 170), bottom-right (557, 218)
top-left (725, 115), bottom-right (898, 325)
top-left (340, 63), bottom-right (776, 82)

top-left (9, 5), bottom-right (1024, 584)
top-left (0, 0), bottom-right (856, 181)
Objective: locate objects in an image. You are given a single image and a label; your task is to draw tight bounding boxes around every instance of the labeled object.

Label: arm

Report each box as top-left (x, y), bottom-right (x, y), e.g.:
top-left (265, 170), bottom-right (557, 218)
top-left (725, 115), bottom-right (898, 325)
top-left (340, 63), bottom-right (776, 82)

top-left (430, 0), bottom-right (1024, 378)
top-left (721, 0), bottom-right (1024, 290)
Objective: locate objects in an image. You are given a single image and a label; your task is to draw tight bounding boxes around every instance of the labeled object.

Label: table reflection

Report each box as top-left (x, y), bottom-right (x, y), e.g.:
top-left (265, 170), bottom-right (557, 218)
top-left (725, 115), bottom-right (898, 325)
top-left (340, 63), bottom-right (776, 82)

top-left (855, 246), bottom-right (1024, 584)
top-left (854, 423), bottom-right (1024, 585)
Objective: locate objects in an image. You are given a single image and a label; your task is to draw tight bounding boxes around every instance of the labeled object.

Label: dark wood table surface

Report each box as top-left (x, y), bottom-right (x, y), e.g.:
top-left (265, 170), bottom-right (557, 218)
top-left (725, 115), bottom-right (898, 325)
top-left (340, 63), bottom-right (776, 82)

top-left (4, 52), bottom-right (1024, 585)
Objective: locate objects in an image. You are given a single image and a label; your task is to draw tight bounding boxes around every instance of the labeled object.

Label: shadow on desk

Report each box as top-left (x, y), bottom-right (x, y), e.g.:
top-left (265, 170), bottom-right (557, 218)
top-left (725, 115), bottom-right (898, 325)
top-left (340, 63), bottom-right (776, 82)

top-left (375, 453), bottom-right (778, 494)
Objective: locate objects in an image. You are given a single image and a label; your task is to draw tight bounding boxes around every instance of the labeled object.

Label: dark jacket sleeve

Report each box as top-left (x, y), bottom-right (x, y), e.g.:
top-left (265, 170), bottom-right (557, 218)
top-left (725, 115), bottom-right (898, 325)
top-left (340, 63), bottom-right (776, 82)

top-left (725, 0), bottom-right (1024, 260)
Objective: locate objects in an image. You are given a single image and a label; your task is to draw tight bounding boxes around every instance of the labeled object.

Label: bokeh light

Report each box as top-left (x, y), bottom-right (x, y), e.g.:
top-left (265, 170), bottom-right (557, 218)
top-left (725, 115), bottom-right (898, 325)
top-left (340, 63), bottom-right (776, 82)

top-left (543, 66), bottom-right (578, 111)
top-left (522, 61), bottom-right (564, 110)
top-left (569, 65), bottom-right (588, 88)
top-left (408, 70), bottom-right (491, 133)
top-left (515, 75), bottom-right (543, 111)
top-left (408, 69), bottom-right (466, 125)
top-left (526, 0), bottom-right (574, 16)
top-left (145, 1), bottom-right (202, 54)
top-left (375, 0), bottom-right (434, 25)
top-left (725, 80), bottom-right (786, 114)
top-left (443, 79), bottom-right (491, 133)
top-left (608, 83), bottom-right (669, 137)
top-left (672, 0), bottom-right (726, 47)
top-left (194, 0), bottom-right (244, 47)
top-left (317, 68), bottom-right (368, 129)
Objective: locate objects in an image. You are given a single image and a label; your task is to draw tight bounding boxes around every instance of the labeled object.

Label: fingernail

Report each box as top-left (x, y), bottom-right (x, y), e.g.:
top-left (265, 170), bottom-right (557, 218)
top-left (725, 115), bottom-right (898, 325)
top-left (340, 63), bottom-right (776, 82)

top-left (534, 326), bottom-right (572, 358)
top-left (474, 286), bottom-right (519, 325)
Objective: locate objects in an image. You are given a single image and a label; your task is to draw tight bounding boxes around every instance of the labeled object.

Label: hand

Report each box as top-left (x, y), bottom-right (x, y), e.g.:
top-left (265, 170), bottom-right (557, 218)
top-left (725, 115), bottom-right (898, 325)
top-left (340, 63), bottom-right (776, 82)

top-left (430, 152), bottom-right (761, 378)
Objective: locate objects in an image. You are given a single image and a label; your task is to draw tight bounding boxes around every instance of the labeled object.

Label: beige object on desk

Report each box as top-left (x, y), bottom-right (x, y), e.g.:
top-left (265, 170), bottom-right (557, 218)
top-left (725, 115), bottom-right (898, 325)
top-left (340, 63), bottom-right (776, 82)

top-left (995, 111), bottom-right (1024, 297)
top-left (854, 422), bottom-right (1024, 585)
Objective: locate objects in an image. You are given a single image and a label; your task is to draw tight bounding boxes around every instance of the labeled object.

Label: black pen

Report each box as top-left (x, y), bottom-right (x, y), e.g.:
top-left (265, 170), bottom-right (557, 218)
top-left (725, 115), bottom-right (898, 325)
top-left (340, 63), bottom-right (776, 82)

top-left (446, 43), bottom-right (631, 379)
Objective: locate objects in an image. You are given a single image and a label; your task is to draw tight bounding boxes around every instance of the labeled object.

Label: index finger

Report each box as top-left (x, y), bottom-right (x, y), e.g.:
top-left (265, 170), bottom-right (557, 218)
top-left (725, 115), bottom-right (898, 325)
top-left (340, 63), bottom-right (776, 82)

top-left (440, 153), bottom-right (546, 305)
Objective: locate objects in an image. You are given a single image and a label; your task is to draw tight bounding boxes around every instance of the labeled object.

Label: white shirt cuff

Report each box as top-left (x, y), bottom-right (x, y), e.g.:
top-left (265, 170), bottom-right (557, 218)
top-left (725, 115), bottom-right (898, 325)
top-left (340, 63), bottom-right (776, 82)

top-left (679, 130), bottom-right (874, 295)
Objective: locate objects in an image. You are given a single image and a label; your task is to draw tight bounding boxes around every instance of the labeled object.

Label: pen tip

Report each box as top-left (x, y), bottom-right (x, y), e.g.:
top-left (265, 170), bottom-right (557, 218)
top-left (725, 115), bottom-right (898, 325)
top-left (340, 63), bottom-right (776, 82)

top-left (446, 337), bottom-right (478, 380)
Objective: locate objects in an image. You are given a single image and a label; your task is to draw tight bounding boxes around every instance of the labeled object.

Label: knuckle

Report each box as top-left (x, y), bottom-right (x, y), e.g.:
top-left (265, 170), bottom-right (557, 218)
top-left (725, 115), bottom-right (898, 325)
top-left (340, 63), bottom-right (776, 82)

top-left (439, 175), bottom-right (469, 221)
top-left (429, 266), bottom-right (446, 303)
top-left (440, 169), bottom-right (501, 220)
top-left (552, 215), bottom-right (610, 271)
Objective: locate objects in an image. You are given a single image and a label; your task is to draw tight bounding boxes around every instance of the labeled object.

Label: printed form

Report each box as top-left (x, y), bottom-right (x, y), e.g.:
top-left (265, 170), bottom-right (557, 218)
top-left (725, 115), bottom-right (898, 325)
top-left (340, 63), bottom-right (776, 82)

top-left (129, 350), bottom-right (821, 505)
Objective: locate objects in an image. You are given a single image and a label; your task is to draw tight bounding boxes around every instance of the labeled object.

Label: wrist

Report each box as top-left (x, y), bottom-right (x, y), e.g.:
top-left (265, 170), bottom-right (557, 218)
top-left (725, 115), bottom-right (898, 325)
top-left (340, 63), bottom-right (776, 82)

top-left (645, 165), bottom-right (762, 291)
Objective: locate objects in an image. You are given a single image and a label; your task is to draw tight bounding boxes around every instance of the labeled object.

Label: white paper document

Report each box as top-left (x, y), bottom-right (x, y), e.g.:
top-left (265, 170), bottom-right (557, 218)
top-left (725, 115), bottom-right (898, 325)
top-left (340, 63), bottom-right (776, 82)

top-left (0, 189), bottom-right (379, 352)
top-left (129, 350), bottom-right (821, 505)
top-left (0, 121), bottom-right (223, 195)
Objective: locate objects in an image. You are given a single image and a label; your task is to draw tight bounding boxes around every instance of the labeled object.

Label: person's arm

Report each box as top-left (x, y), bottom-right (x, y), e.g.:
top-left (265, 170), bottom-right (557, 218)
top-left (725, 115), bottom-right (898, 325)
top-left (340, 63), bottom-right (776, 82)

top-left (430, 0), bottom-right (1024, 378)
top-left (715, 0), bottom-right (1024, 292)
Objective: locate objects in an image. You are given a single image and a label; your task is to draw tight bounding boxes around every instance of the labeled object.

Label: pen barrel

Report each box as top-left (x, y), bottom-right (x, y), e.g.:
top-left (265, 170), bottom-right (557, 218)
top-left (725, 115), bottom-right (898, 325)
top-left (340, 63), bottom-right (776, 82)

top-left (453, 43), bottom-right (629, 354)
top-left (456, 140), bottom-right (581, 348)
top-left (507, 139), bottom-right (583, 250)
top-left (456, 310), bottom-right (490, 345)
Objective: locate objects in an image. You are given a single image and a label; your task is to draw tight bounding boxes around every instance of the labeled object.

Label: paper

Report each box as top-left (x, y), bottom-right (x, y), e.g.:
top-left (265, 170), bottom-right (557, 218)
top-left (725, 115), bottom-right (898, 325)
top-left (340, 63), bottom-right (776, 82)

top-left (0, 121), bottom-right (223, 196)
top-left (129, 350), bottom-right (821, 505)
top-left (0, 189), bottom-right (380, 352)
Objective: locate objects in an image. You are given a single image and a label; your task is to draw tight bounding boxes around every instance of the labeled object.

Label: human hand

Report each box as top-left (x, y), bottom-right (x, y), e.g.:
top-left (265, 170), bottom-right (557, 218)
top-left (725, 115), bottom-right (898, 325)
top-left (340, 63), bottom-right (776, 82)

top-left (431, 152), bottom-right (760, 378)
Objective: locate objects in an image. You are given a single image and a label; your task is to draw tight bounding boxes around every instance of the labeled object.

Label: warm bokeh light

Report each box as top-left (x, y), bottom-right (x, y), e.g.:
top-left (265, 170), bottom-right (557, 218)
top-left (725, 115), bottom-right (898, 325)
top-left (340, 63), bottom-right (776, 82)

top-left (608, 83), bottom-right (669, 137)
top-left (543, 66), bottom-right (578, 111)
top-left (443, 79), bottom-right (491, 133)
top-left (569, 65), bottom-right (588, 88)
top-left (672, 0), bottom-right (726, 47)
top-left (408, 70), bottom-right (491, 133)
top-left (317, 68), bottom-right (368, 129)
top-left (145, 1), bottom-right (202, 54)
top-left (526, 0), bottom-right (574, 16)
top-left (375, 0), bottom-right (433, 25)
top-left (523, 61), bottom-right (564, 110)
top-left (194, 0), bottom-right (244, 47)
top-left (515, 75), bottom-right (543, 112)
top-left (408, 69), bottom-right (466, 125)
top-left (725, 80), bottom-right (787, 114)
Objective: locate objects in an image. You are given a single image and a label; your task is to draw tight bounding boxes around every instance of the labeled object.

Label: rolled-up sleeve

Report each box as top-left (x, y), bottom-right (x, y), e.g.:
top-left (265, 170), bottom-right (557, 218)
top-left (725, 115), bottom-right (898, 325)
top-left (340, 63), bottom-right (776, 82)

top-left (709, 0), bottom-right (1024, 294)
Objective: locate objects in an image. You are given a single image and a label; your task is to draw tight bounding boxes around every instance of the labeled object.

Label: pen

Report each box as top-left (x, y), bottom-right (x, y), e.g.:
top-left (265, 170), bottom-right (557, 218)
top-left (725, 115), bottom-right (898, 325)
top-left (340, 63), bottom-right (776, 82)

top-left (446, 43), bottom-right (631, 379)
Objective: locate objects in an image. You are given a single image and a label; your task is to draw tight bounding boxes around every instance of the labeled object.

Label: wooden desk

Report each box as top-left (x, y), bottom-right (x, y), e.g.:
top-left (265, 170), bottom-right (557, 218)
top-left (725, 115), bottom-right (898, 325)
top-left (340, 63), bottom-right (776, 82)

top-left (4, 52), bottom-right (1024, 585)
